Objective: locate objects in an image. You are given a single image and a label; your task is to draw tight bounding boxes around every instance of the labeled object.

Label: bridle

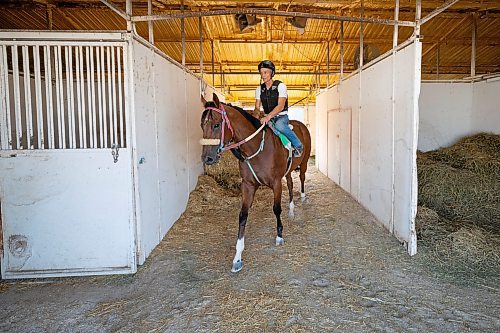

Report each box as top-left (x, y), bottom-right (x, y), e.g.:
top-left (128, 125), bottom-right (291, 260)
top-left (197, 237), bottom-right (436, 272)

top-left (201, 104), bottom-right (266, 155)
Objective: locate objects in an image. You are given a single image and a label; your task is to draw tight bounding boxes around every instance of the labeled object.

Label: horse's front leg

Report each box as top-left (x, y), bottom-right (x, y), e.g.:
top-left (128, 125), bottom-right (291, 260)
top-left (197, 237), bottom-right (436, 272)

top-left (232, 180), bottom-right (257, 273)
top-left (272, 180), bottom-right (285, 246)
top-left (285, 174), bottom-right (294, 219)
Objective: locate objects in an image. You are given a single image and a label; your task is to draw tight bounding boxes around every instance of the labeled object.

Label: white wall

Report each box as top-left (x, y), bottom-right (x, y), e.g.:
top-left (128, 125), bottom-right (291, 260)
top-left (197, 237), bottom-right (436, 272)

top-left (316, 41), bottom-right (421, 255)
top-left (472, 80), bottom-right (500, 133)
top-left (132, 40), bottom-right (204, 264)
top-left (419, 80), bottom-right (500, 151)
top-left (303, 104), bottom-right (316, 156)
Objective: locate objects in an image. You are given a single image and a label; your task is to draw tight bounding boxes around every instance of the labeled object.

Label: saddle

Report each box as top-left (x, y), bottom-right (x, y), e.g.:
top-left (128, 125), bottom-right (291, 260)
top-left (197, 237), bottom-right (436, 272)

top-left (267, 121), bottom-right (291, 148)
top-left (267, 121), bottom-right (296, 174)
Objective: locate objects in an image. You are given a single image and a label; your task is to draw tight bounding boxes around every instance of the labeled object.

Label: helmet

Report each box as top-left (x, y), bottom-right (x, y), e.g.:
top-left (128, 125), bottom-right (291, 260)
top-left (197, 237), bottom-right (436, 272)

top-left (258, 60), bottom-right (275, 77)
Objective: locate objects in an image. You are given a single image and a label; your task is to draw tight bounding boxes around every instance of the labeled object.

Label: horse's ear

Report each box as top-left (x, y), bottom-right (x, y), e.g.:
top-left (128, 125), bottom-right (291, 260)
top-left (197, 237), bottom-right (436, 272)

top-left (213, 93), bottom-right (220, 108)
top-left (201, 94), bottom-right (208, 106)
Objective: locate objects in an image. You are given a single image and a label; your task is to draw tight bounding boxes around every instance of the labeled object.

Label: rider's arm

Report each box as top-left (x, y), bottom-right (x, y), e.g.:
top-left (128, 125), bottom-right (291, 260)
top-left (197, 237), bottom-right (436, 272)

top-left (254, 99), bottom-right (262, 114)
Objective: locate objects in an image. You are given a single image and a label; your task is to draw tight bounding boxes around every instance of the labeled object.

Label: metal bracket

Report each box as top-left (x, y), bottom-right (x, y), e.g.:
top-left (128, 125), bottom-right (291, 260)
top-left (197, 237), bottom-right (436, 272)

top-left (111, 144), bottom-right (120, 163)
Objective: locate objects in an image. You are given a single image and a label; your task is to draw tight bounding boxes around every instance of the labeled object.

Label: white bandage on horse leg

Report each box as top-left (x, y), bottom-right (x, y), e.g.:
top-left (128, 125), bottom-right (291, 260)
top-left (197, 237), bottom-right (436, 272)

top-left (233, 237), bottom-right (245, 263)
top-left (199, 138), bottom-right (220, 145)
top-left (288, 201), bottom-right (295, 218)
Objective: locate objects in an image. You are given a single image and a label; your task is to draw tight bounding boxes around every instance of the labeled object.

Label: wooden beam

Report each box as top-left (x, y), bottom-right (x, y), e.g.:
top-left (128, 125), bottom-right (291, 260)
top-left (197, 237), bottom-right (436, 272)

top-left (422, 15), bottom-right (470, 58)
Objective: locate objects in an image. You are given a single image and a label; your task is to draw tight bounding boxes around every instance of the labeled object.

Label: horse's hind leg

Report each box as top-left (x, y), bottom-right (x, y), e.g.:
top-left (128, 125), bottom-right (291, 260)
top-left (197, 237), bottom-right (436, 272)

top-left (285, 174), bottom-right (295, 219)
top-left (272, 180), bottom-right (285, 246)
top-left (299, 160), bottom-right (308, 202)
top-left (231, 181), bottom-right (257, 273)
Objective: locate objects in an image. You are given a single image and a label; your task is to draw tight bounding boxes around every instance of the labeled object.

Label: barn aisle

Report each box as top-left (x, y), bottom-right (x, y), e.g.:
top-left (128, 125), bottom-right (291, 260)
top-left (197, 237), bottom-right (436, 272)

top-left (0, 165), bottom-right (499, 332)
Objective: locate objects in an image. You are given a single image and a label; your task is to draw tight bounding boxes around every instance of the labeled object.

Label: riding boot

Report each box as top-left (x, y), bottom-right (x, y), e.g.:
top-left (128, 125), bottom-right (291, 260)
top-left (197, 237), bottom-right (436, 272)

top-left (293, 146), bottom-right (303, 157)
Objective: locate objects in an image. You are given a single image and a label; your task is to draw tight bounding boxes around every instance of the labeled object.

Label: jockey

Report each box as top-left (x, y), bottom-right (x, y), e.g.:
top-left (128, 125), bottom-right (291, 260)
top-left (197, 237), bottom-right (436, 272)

top-left (254, 60), bottom-right (303, 157)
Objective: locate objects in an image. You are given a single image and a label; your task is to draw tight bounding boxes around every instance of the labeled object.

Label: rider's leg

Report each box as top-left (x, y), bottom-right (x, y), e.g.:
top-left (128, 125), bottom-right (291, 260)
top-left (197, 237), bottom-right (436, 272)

top-left (273, 115), bottom-right (303, 149)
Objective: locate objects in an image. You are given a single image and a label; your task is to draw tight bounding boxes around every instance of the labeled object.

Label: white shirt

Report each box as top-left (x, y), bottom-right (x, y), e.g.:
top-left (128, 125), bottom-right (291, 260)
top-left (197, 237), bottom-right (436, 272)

top-left (255, 81), bottom-right (288, 100)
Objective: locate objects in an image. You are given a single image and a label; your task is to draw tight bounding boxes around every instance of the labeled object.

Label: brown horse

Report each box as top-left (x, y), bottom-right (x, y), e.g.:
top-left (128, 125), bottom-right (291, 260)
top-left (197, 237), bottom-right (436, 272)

top-left (200, 93), bottom-right (311, 272)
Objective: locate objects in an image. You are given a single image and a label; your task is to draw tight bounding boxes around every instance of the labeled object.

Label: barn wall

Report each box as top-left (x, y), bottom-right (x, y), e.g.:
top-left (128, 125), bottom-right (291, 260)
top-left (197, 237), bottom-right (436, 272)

top-left (418, 83), bottom-right (473, 151)
top-left (304, 104), bottom-right (316, 156)
top-left (316, 41), bottom-right (421, 255)
top-left (418, 80), bottom-right (500, 151)
top-left (472, 80), bottom-right (500, 134)
top-left (131, 39), bottom-right (204, 264)
top-left (316, 92), bottom-right (328, 173)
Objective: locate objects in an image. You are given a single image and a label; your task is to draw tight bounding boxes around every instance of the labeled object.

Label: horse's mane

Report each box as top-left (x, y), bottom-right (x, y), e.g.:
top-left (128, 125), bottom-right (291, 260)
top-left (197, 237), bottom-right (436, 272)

top-left (204, 101), bottom-right (261, 130)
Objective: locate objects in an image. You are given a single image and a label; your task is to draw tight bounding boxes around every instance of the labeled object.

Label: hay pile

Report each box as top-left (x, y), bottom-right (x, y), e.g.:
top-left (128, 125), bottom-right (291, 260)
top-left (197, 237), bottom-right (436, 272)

top-left (416, 133), bottom-right (500, 281)
top-left (203, 151), bottom-right (241, 193)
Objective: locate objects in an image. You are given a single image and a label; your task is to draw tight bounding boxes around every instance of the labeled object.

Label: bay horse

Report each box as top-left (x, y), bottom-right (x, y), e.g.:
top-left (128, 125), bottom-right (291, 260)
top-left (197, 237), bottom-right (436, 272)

top-left (200, 93), bottom-right (311, 273)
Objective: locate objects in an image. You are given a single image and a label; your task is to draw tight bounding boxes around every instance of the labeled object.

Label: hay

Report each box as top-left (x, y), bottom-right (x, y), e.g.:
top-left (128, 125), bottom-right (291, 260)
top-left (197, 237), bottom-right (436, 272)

top-left (416, 133), bottom-right (500, 282)
top-left (213, 291), bottom-right (300, 332)
top-left (203, 151), bottom-right (241, 193)
top-left (423, 133), bottom-right (500, 175)
top-left (417, 133), bottom-right (500, 232)
top-left (87, 299), bottom-right (130, 317)
top-left (415, 206), bottom-right (455, 244)
top-left (435, 227), bottom-right (500, 266)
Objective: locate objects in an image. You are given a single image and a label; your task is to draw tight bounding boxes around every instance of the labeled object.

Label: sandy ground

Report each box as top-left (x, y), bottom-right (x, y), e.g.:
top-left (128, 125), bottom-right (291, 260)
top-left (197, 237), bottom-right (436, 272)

top-left (0, 165), bottom-right (499, 332)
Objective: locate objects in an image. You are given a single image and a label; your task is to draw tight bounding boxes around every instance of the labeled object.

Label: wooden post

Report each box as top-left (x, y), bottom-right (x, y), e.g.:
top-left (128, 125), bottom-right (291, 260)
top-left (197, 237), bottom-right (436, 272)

top-left (148, 0), bottom-right (154, 44)
top-left (471, 13), bottom-right (477, 77)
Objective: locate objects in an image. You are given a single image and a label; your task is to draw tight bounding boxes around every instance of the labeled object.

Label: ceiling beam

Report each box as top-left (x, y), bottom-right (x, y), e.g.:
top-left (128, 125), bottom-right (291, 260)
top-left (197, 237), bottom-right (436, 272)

top-left (422, 15), bottom-right (470, 58)
top-left (153, 37), bottom-right (499, 46)
top-left (131, 9), bottom-right (416, 27)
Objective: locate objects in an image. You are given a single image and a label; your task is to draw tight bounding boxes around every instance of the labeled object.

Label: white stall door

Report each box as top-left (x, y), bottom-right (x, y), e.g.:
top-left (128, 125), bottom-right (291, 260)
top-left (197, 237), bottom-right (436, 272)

top-left (0, 150), bottom-right (136, 279)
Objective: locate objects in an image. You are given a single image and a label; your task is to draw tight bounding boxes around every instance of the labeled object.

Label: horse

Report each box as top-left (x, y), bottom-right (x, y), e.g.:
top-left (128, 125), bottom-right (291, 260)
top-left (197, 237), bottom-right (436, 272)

top-left (200, 93), bottom-right (311, 273)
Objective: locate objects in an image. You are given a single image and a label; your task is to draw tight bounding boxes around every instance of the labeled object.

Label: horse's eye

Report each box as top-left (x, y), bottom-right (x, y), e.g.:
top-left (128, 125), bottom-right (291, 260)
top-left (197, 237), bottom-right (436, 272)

top-left (213, 123), bottom-right (221, 129)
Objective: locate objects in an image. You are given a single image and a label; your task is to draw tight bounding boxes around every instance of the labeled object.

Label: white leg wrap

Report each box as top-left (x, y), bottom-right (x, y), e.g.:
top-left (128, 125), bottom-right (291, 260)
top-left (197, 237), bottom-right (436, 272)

top-left (276, 236), bottom-right (284, 246)
top-left (301, 192), bottom-right (306, 202)
top-left (288, 201), bottom-right (295, 218)
top-left (233, 237), bottom-right (244, 263)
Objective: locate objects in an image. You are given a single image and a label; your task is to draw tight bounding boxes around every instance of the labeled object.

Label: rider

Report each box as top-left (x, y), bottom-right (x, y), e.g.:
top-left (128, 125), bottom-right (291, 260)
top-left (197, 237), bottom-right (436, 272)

top-left (255, 60), bottom-right (303, 157)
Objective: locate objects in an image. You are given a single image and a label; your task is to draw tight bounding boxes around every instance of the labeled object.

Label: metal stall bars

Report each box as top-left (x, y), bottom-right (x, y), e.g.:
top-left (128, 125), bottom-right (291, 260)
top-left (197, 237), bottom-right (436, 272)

top-left (0, 32), bottom-right (127, 152)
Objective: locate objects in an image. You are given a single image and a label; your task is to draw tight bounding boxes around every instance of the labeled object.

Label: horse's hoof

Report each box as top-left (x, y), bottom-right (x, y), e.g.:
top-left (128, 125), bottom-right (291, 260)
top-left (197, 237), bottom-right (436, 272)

top-left (301, 193), bottom-right (306, 202)
top-left (276, 237), bottom-right (284, 246)
top-left (288, 210), bottom-right (295, 219)
top-left (231, 260), bottom-right (243, 273)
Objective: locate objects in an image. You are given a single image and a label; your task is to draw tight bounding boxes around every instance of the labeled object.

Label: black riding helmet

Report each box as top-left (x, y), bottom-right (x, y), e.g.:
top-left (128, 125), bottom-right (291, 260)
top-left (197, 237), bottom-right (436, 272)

top-left (258, 60), bottom-right (275, 77)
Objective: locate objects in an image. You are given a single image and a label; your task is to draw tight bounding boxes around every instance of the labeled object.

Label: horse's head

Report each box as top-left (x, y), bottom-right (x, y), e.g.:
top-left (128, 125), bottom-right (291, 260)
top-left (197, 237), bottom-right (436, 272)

top-left (200, 93), bottom-right (232, 165)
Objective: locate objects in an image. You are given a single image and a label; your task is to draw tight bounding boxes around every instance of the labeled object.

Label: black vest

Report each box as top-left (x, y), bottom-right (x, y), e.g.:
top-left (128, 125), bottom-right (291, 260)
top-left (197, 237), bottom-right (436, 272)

top-left (260, 80), bottom-right (288, 114)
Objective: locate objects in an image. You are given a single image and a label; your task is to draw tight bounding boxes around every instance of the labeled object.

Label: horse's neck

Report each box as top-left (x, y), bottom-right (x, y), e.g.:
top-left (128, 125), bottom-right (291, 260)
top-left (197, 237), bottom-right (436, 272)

top-left (227, 108), bottom-right (263, 154)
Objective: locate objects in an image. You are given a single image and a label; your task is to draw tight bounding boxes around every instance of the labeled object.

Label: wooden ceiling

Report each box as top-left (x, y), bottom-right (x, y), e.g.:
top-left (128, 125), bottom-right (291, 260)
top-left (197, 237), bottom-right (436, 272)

top-left (0, 1), bottom-right (499, 105)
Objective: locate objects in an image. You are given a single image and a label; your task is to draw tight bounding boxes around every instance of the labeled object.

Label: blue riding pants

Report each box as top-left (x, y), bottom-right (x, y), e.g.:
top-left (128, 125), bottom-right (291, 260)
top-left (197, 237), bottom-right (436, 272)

top-left (273, 114), bottom-right (303, 149)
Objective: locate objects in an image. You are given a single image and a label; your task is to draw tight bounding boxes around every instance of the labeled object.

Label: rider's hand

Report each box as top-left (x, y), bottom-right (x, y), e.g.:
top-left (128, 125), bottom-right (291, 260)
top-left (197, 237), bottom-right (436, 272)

top-left (260, 115), bottom-right (271, 124)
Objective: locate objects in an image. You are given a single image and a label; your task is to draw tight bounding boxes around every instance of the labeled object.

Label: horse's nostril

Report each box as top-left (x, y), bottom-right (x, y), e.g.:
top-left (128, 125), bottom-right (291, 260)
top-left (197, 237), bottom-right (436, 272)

top-left (205, 156), bottom-right (214, 164)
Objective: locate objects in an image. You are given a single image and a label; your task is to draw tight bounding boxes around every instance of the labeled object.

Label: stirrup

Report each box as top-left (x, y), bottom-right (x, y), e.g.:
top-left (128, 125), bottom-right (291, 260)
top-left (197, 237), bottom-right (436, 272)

top-left (293, 146), bottom-right (303, 158)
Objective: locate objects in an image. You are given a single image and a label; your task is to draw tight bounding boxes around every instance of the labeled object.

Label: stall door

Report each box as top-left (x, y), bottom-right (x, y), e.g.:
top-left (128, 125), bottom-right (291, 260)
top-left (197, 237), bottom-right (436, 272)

top-left (0, 32), bottom-right (136, 278)
top-left (0, 150), bottom-right (136, 279)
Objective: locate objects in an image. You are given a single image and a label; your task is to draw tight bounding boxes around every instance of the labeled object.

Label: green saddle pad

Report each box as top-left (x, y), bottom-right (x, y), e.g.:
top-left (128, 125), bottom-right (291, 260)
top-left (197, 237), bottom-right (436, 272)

top-left (278, 133), bottom-right (292, 149)
top-left (270, 119), bottom-right (292, 149)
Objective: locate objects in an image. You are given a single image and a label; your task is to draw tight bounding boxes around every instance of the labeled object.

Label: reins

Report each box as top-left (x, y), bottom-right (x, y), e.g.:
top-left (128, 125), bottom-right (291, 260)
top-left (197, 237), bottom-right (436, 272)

top-left (201, 104), bottom-right (266, 153)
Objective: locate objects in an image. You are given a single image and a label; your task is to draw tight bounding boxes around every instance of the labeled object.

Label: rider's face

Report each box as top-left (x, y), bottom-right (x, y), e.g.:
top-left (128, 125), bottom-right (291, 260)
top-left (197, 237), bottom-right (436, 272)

top-left (260, 68), bottom-right (273, 82)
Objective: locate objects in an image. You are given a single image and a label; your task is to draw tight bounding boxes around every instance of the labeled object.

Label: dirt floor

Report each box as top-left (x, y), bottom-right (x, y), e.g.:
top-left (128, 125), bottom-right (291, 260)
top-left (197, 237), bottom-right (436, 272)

top-left (0, 164), bottom-right (499, 332)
